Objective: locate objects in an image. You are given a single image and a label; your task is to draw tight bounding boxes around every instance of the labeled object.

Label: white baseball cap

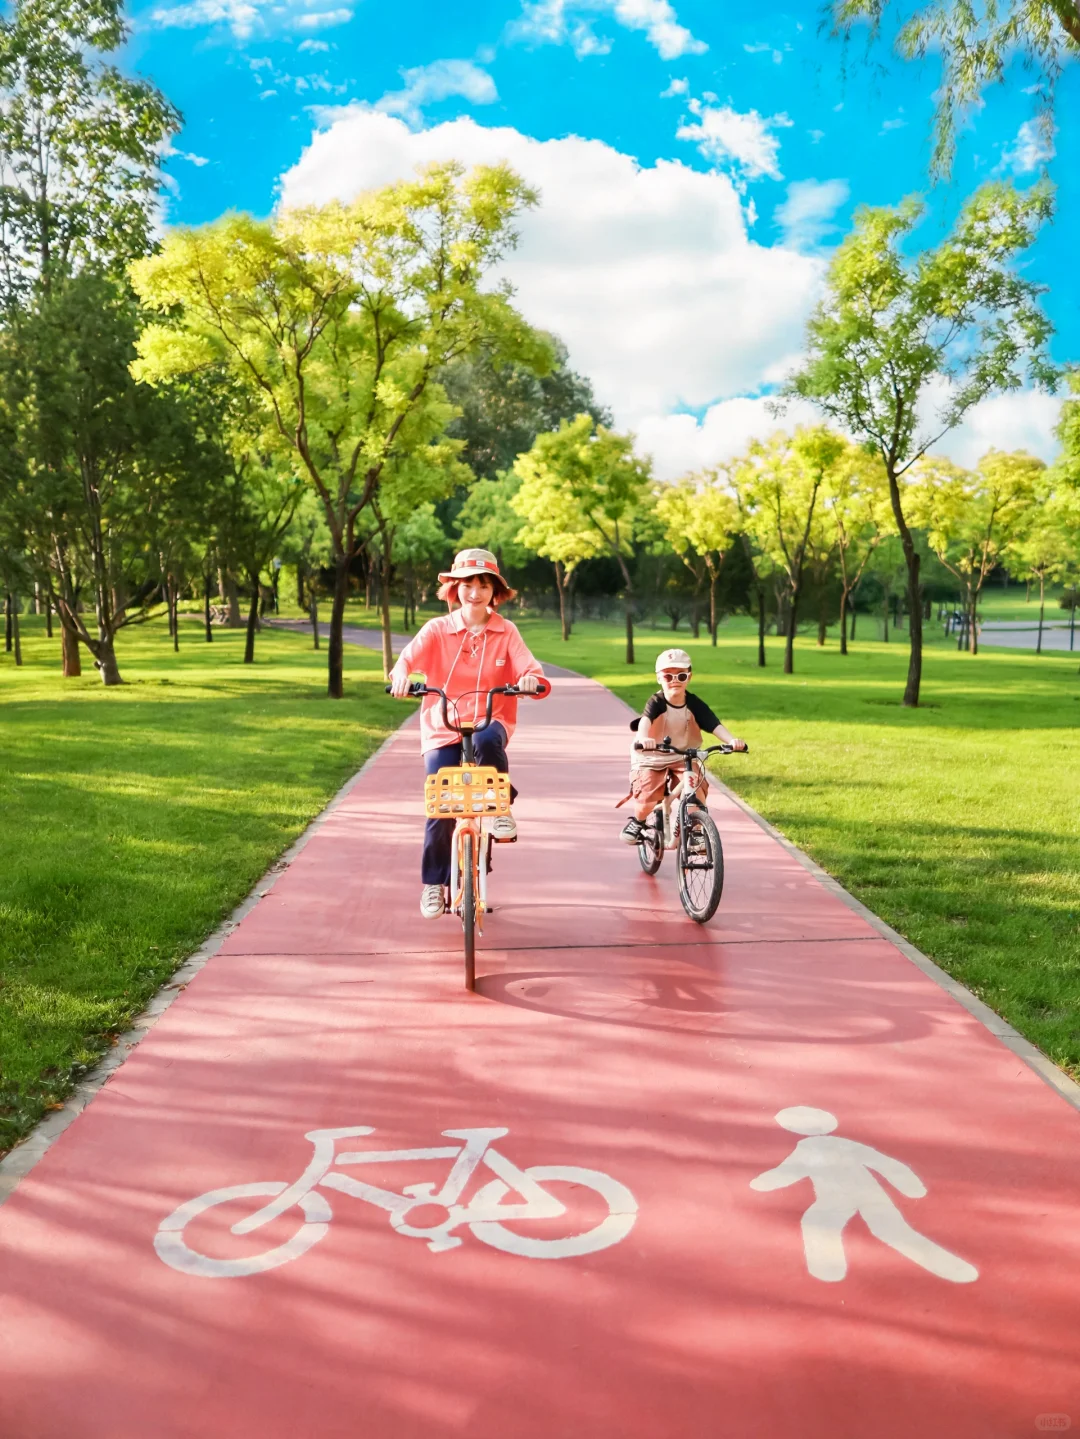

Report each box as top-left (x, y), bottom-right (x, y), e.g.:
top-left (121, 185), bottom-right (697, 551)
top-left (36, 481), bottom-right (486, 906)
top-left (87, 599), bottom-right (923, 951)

top-left (655, 648), bottom-right (692, 674)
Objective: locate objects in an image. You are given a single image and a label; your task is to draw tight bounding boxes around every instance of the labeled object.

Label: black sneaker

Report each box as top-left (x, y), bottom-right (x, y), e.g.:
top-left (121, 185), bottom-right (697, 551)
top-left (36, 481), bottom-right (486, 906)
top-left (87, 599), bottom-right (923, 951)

top-left (620, 817), bottom-right (645, 846)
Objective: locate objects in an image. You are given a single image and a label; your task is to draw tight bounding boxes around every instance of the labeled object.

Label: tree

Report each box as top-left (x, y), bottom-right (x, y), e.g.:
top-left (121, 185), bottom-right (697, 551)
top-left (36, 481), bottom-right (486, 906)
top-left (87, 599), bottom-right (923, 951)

top-left (511, 455), bottom-right (604, 641)
top-left (734, 428), bottom-right (846, 675)
top-left (2, 272), bottom-right (216, 683)
top-left (278, 491), bottom-right (333, 646)
top-left (456, 471), bottom-right (537, 574)
top-left (1007, 486), bottom-right (1079, 654)
top-left (393, 503), bottom-right (447, 630)
top-left (913, 450), bottom-right (1043, 654)
top-left (784, 183), bottom-right (1055, 705)
top-left (0, 0), bottom-right (179, 306)
top-left (821, 445), bottom-right (895, 654)
top-left (832, 0), bottom-right (1079, 178)
top-left (512, 414), bottom-right (651, 659)
top-left (654, 473), bottom-right (741, 645)
top-left (442, 337), bottom-right (611, 481)
top-left (130, 162), bottom-right (549, 699)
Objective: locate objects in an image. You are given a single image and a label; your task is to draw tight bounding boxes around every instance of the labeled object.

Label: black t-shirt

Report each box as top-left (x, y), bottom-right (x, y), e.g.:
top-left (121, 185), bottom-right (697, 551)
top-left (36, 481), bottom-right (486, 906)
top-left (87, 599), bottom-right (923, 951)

top-left (629, 690), bottom-right (721, 732)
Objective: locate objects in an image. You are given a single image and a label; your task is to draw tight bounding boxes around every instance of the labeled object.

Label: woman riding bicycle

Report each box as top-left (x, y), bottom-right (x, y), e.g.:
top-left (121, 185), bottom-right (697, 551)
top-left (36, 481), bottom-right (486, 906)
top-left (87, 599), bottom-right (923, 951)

top-left (388, 549), bottom-right (547, 919)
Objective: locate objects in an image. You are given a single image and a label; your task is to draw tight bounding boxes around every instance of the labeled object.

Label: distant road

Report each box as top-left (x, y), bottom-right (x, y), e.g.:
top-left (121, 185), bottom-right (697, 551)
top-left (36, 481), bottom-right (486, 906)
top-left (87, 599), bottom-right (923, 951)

top-left (978, 620), bottom-right (1076, 652)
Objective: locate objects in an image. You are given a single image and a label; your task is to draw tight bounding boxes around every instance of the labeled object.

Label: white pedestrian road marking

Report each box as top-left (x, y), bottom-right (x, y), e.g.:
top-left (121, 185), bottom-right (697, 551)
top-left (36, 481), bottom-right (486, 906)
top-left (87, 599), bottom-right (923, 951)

top-left (750, 1107), bottom-right (979, 1284)
top-left (155, 1125), bottom-right (638, 1278)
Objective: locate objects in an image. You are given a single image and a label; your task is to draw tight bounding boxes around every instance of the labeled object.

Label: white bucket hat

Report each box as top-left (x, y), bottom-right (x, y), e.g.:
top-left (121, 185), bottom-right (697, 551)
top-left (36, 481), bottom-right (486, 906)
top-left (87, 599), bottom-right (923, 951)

top-left (438, 548), bottom-right (504, 584)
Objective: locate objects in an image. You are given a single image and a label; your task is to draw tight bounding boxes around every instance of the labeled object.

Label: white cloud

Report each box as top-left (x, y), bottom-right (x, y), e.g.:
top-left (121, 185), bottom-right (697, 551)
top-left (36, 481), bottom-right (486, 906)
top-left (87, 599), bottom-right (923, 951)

top-left (162, 140), bottom-right (210, 167)
top-left (149, 0), bottom-right (350, 38)
top-left (293, 8), bottom-right (351, 28)
top-left (676, 101), bottom-right (793, 183)
top-left (298, 37), bottom-right (329, 50)
top-left (636, 397), bottom-right (823, 479)
top-left (376, 60), bottom-right (497, 127)
top-left (879, 116), bottom-right (906, 135)
top-left (1001, 118), bottom-right (1055, 174)
top-left (774, 178), bottom-right (849, 250)
top-left (661, 76), bottom-right (688, 97)
top-left (509, 0), bottom-right (705, 59)
top-left (933, 390), bottom-right (1063, 468)
top-left (280, 112), bottom-right (823, 436)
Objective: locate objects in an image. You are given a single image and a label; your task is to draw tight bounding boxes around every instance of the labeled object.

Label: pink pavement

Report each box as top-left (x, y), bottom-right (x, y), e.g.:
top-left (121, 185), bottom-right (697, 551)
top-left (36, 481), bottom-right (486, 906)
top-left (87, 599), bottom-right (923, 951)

top-left (1, 672), bottom-right (1079, 1438)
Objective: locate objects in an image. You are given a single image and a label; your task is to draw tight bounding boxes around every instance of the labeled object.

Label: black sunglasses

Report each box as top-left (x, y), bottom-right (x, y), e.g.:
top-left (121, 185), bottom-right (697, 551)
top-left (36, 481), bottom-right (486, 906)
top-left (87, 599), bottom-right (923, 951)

top-left (659, 670), bottom-right (691, 682)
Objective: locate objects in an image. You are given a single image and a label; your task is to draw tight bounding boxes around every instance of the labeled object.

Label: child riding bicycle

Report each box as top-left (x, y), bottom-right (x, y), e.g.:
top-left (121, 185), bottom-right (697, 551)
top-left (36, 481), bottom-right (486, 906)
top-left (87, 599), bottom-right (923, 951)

top-left (388, 549), bottom-right (547, 919)
top-left (620, 648), bottom-right (746, 846)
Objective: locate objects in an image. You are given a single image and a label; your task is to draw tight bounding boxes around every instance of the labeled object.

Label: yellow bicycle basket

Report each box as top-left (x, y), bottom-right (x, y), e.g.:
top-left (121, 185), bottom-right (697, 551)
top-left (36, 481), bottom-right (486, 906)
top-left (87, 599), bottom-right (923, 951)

top-left (424, 766), bottom-right (512, 818)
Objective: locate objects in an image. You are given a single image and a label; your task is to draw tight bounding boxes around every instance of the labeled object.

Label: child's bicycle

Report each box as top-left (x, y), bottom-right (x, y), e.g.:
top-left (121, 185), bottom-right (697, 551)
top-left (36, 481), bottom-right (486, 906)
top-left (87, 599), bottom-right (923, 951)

top-left (388, 680), bottom-right (548, 991)
top-left (633, 737), bottom-right (747, 924)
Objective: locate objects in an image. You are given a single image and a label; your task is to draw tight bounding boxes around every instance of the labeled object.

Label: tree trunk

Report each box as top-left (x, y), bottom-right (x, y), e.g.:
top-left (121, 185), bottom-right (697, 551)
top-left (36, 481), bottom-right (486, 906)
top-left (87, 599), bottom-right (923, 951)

top-left (850, 605), bottom-right (857, 641)
top-left (204, 573), bottom-right (214, 643)
top-left (623, 591), bottom-right (635, 664)
top-left (882, 591), bottom-right (889, 643)
top-left (380, 550), bottom-right (394, 678)
top-left (244, 578), bottom-right (259, 664)
top-left (12, 602), bottom-right (21, 666)
top-left (61, 616), bottom-right (81, 676)
top-left (310, 595), bottom-right (320, 649)
top-left (784, 580), bottom-right (801, 675)
top-left (328, 553), bottom-right (349, 698)
top-left (97, 636), bottom-right (122, 686)
top-left (4, 592), bottom-right (11, 652)
top-left (171, 581), bottom-right (180, 653)
top-left (45, 594), bottom-right (53, 638)
top-left (757, 587), bottom-right (766, 668)
top-left (554, 561), bottom-right (570, 641)
top-left (225, 574), bottom-right (242, 628)
top-left (817, 591), bottom-right (828, 646)
top-left (1036, 575), bottom-right (1045, 656)
top-left (968, 590), bottom-right (979, 656)
top-left (709, 575), bottom-right (718, 646)
top-left (839, 590), bottom-right (849, 655)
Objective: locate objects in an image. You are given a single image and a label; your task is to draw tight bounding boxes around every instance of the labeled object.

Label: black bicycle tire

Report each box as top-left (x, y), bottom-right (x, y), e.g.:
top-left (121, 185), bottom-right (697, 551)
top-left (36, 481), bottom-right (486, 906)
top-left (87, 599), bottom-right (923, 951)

top-left (637, 810), bottom-right (664, 874)
top-left (462, 832), bottom-right (476, 990)
top-left (677, 805), bottom-right (724, 923)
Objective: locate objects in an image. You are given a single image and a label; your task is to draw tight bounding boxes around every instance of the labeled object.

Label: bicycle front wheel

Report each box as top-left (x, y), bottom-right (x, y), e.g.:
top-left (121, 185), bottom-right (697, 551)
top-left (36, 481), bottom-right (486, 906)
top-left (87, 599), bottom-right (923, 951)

top-left (461, 830), bottom-right (476, 990)
top-left (637, 810), bottom-right (663, 874)
top-left (677, 805), bottom-right (724, 923)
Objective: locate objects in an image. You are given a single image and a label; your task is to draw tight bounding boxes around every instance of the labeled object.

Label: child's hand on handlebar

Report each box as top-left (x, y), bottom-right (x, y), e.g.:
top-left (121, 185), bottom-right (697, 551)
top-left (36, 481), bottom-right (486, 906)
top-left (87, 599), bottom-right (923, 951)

top-left (729, 738), bottom-right (748, 752)
top-left (637, 737), bottom-right (658, 750)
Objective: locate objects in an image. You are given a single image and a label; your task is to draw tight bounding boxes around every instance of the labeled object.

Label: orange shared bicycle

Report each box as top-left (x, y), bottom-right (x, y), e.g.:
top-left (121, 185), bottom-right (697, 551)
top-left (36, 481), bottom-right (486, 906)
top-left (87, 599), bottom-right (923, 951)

top-left (389, 680), bottom-right (548, 991)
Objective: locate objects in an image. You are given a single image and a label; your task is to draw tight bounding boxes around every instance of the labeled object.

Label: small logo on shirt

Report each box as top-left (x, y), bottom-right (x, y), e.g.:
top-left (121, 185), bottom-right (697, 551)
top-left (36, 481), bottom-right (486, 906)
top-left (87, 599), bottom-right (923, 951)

top-left (495, 658), bottom-right (505, 666)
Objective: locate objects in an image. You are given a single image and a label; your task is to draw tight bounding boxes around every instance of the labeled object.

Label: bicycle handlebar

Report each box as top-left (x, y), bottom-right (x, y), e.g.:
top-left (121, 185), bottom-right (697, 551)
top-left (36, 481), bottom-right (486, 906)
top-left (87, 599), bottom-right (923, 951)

top-left (384, 679), bottom-right (550, 734)
top-left (633, 738), bottom-right (748, 757)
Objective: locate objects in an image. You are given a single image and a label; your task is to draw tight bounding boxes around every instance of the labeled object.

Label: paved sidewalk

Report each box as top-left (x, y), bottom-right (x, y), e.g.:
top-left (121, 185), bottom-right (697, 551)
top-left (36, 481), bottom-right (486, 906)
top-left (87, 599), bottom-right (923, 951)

top-left (1, 674), bottom-right (1079, 1438)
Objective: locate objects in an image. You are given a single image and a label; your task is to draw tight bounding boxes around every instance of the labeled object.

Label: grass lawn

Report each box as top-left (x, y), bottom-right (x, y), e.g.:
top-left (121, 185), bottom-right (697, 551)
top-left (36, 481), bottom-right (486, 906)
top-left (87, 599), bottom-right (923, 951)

top-left (0, 616), bottom-right (398, 1155)
top-left (514, 613), bottom-right (1080, 1078)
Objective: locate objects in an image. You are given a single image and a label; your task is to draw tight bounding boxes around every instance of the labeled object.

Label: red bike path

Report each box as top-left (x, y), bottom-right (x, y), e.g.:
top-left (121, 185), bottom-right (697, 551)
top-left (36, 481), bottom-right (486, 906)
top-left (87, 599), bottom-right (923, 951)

top-left (1, 672), bottom-right (1079, 1438)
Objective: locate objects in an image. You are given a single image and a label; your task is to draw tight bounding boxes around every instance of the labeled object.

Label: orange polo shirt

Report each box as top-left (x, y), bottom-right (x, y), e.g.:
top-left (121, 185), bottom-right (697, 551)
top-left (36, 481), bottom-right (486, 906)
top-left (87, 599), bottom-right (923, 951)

top-left (392, 609), bottom-right (547, 753)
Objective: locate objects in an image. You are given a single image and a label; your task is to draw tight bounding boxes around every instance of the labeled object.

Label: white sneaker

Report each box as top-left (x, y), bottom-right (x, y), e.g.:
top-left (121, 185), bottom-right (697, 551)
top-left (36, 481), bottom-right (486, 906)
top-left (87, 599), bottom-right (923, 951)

top-left (492, 814), bottom-right (518, 843)
top-left (420, 884), bottom-right (446, 919)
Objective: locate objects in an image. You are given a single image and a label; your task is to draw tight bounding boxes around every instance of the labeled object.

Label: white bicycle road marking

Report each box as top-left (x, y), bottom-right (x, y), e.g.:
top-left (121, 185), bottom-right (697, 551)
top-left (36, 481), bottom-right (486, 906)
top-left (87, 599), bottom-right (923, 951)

top-left (155, 1126), bottom-right (638, 1278)
top-left (750, 1107), bottom-right (978, 1284)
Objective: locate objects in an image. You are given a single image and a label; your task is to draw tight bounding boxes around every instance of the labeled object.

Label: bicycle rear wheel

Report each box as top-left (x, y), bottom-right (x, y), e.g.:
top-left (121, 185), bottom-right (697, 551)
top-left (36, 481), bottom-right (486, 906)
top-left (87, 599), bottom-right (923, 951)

top-left (461, 831), bottom-right (476, 990)
top-left (637, 809), bottom-right (664, 874)
top-left (677, 805), bottom-right (724, 923)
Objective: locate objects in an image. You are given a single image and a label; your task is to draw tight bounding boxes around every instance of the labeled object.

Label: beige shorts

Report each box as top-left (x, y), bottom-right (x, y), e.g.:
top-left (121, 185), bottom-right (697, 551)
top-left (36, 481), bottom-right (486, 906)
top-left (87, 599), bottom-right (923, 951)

top-left (629, 763), bottom-right (709, 809)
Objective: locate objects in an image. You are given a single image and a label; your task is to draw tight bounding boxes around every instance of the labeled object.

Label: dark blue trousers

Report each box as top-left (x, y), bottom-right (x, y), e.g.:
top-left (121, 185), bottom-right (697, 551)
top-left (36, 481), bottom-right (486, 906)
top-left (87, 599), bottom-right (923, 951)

top-left (422, 722), bottom-right (512, 885)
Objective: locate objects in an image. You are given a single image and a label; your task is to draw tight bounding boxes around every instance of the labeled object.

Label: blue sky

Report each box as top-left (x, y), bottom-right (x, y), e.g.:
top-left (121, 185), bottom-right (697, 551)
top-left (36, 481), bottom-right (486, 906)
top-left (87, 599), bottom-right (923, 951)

top-left (125, 0), bottom-right (1077, 475)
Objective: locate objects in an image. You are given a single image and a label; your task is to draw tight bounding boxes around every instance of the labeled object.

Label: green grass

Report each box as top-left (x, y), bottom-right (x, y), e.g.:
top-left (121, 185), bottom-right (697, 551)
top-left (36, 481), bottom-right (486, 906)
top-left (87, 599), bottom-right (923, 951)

top-left (516, 613), bottom-right (1080, 1076)
top-left (0, 616), bottom-right (398, 1154)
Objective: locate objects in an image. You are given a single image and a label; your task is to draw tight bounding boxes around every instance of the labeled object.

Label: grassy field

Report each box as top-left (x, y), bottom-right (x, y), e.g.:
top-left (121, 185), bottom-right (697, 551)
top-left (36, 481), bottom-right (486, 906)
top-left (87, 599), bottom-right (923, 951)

top-left (0, 616), bottom-right (397, 1155)
top-left (512, 612), bottom-right (1080, 1077)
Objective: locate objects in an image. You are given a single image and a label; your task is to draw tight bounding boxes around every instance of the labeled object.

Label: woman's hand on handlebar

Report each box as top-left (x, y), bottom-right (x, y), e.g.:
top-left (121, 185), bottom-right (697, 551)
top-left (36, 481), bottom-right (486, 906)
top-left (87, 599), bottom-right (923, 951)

top-left (387, 669), bottom-right (414, 699)
top-left (515, 674), bottom-right (542, 695)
